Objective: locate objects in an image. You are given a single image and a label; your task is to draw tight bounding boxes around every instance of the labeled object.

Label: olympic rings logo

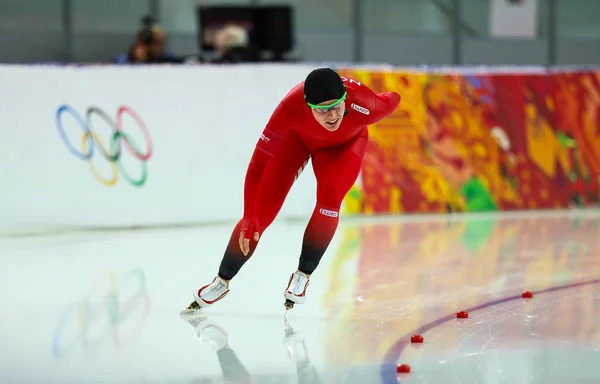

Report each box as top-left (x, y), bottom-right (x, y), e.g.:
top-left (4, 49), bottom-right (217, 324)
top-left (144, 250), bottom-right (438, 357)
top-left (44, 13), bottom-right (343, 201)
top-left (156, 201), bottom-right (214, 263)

top-left (52, 268), bottom-right (150, 358)
top-left (55, 104), bottom-right (153, 187)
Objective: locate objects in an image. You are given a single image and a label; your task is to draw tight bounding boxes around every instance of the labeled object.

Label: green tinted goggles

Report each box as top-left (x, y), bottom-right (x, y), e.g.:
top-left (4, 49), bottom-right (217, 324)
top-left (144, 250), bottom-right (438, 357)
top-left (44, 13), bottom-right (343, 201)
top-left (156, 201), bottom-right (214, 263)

top-left (305, 92), bottom-right (347, 113)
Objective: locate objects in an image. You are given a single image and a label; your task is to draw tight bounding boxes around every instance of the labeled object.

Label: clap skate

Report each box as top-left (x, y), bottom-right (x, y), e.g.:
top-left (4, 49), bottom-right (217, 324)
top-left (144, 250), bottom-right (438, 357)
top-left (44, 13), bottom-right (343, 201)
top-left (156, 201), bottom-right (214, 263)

top-left (284, 271), bottom-right (310, 310)
top-left (179, 305), bottom-right (208, 324)
top-left (181, 276), bottom-right (230, 318)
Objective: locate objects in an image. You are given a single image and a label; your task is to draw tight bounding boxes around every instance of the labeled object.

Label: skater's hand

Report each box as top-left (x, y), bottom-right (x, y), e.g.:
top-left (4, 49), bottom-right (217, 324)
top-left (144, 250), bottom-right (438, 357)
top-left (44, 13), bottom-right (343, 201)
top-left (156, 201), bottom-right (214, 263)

top-left (239, 217), bottom-right (260, 256)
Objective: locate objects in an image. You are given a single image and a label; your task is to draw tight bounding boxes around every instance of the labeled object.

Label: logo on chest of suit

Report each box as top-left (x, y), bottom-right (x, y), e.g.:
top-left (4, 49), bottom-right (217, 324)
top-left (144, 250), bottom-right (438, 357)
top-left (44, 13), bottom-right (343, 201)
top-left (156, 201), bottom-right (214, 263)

top-left (351, 103), bottom-right (370, 115)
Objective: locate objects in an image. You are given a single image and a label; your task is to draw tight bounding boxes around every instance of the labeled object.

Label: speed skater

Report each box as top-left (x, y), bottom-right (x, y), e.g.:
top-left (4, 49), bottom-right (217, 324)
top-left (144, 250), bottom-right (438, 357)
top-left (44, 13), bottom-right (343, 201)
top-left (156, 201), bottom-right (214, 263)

top-left (185, 68), bottom-right (400, 311)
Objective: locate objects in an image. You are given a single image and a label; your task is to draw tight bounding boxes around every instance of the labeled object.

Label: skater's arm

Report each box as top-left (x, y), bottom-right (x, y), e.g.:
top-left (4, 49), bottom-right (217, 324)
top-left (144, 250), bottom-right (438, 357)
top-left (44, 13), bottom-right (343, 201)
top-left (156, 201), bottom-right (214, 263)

top-left (367, 91), bottom-right (401, 125)
top-left (374, 91), bottom-right (401, 118)
top-left (242, 147), bottom-right (270, 218)
top-left (243, 99), bottom-right (295, 217)
top-left (348, 80), bottom-right (401, 125)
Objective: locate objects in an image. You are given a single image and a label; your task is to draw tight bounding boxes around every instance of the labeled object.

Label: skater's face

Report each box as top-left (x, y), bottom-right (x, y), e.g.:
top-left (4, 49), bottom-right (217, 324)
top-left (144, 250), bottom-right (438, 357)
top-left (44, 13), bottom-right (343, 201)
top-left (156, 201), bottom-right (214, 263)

top-left (309, 96), bottom-right (346, 132)
top-left (310, 99), bottom-right (346, 131)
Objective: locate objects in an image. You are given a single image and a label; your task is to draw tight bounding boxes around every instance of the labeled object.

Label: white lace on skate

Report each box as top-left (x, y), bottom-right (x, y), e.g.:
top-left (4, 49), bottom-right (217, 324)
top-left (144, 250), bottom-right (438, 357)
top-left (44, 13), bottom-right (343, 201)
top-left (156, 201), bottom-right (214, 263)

top-left (284, 271), bottom-right (310, 304)
top-left (194, 276), bottom-right (230, 308)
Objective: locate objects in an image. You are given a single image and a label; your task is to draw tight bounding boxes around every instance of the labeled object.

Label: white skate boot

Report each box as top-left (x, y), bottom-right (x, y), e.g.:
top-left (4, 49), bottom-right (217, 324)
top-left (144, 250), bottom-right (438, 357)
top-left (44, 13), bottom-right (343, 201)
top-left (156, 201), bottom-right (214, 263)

top-left (181, 276), bottom-right (230, 316)
top-left (194, 276), bottom-right (230, 308)
top-left (284, 271), bottom-right (310, 310)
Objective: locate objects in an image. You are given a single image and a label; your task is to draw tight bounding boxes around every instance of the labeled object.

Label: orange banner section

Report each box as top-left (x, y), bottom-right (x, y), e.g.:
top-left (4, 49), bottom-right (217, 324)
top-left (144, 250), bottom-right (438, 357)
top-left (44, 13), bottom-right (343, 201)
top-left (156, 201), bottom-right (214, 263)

top-left (338, 69), bottom-right (600, 214)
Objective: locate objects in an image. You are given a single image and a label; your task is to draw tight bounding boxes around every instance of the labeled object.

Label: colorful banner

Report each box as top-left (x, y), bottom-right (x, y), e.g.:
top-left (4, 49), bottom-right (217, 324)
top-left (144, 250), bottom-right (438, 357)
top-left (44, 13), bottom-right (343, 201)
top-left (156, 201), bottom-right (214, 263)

top-left (1, 64), bottom-right (599, 232)
top-left (338, 69), bottom-right (600, 214)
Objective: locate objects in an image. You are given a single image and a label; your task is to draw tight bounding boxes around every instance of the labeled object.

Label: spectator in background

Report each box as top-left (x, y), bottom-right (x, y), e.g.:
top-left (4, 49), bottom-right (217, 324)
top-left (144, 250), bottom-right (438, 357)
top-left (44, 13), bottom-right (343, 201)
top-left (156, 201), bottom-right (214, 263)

top-left (210, 24), bottom-right (259, 64)
top-left (114, 16), bottom-right (182, 64)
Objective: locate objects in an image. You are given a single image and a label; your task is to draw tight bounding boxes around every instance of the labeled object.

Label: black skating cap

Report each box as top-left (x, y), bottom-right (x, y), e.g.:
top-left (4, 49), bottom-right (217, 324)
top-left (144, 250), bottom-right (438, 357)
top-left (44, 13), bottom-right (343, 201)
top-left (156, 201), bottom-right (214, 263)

top-left (303, 68), bottom-right (345, 106)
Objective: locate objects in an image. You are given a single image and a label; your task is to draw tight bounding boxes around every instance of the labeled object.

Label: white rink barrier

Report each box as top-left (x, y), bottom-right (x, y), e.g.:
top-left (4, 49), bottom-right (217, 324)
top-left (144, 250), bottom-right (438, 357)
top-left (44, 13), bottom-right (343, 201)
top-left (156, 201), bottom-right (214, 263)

top-left (6, 63), bottom-right (596, 233)
top-left (0, 64), bottom-right (320, 231)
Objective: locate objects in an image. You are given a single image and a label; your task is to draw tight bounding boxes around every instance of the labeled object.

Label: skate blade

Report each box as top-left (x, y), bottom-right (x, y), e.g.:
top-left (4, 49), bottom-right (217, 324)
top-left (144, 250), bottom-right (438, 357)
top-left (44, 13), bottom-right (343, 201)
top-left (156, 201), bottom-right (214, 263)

top-left (179, 301), bottom-right (206, 321)
top-left (284, 299), bottom-right (295, 310)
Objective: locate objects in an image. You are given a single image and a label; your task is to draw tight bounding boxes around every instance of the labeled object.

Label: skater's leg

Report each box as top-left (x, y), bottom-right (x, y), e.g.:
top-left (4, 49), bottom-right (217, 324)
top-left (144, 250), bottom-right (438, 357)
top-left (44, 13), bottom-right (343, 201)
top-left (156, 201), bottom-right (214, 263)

top-left (298, 133), bottom-right (367, 275)
top-left (284, 133), bottom-right (367, 307)
top-left (192, 133), bottom-right (309, 309)
top-left (218, 133), bottom-right (309, 281)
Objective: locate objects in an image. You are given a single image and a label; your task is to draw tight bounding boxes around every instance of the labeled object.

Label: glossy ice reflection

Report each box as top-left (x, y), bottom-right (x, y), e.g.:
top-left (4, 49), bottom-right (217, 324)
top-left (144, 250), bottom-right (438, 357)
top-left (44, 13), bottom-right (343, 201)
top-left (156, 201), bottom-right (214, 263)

top-left (0, 210), bottom-right (599, 383)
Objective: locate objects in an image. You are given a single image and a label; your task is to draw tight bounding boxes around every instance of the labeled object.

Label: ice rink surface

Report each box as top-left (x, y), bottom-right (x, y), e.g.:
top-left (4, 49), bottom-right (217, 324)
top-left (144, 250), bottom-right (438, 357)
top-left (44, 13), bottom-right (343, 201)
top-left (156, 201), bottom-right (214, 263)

top-left (1, 209), bottom-right (600, 384)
